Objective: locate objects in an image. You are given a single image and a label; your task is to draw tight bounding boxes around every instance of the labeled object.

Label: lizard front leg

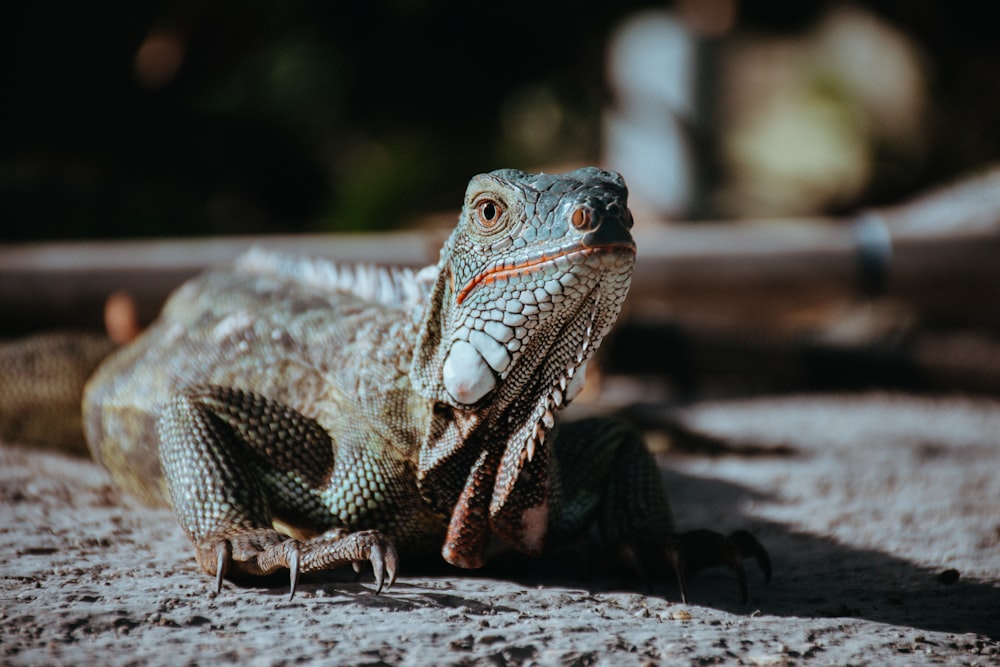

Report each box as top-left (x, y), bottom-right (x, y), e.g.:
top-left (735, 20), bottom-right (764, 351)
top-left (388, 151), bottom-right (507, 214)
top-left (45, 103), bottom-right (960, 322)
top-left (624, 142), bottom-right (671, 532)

top-left (548, 417), bottom-right (770, 602)
top-left (157, 385), bottom-right (398, 597)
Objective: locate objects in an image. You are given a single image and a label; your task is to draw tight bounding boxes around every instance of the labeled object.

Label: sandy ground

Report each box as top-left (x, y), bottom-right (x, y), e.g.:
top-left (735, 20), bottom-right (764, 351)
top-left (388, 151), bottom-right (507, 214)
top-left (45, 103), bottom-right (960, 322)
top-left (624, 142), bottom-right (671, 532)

top-left (2, 392), bottom-right (999, 666)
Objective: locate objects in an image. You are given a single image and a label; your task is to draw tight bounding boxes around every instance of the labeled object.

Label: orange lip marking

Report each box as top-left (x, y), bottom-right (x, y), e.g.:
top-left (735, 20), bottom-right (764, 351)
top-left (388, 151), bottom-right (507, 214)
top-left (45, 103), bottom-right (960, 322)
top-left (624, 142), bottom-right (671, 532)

top-left (455, 244), bottom-right (633, 305)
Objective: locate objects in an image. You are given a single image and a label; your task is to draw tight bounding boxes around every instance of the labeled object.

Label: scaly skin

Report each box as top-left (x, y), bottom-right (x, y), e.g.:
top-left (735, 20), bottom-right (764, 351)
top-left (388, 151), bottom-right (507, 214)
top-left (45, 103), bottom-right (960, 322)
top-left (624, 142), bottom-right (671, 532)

top-left (83, 168), bottom-right (769, 599)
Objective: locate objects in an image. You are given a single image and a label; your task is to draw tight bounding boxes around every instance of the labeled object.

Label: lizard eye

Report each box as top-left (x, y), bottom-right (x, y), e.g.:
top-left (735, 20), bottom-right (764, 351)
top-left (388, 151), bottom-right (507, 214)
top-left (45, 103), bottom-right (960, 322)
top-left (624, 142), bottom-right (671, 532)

top-left (475, 198), bottom-right (504, 228)
top-left (570, 206), bottom-right (593, 231)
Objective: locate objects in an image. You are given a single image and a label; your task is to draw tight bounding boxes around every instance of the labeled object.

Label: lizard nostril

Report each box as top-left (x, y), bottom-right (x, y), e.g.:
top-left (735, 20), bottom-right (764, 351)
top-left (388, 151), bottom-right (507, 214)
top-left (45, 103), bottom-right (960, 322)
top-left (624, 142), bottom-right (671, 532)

top-left (571, 207), bottom-right (594, 231)
top-left (606, 203), bottom-right (633, 230)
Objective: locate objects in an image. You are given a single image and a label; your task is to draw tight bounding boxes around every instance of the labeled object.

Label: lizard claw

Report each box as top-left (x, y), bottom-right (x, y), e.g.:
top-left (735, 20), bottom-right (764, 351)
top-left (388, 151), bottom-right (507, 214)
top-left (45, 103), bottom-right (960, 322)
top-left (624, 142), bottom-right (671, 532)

top-left (676, 528), bottom-right (771, 603)
top-left (215, 540), bottom-right (231, 594)
top-left (370, 539), bottom-right (399, 594)
top-left (288, 541), bottom-right (301, 601)
top-left (665, 540), bottom-right (688, 604)
top-left (729, 529), bottom-right (772, 585)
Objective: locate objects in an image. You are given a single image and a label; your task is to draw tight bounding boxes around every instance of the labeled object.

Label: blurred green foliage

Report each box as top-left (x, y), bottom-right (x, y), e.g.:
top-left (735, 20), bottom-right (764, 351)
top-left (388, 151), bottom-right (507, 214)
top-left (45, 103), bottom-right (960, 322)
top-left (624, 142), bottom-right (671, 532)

top-left (5, 1), bottom-right (631, 239)
top-left (5, 2), bottom-right (1000, 239)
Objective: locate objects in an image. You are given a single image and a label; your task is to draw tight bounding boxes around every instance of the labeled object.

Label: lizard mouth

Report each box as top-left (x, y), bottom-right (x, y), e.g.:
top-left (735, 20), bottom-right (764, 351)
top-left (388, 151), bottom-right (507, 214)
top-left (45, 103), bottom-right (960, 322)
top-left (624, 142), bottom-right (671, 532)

top-left (455, 242), bottom-right (635, 306)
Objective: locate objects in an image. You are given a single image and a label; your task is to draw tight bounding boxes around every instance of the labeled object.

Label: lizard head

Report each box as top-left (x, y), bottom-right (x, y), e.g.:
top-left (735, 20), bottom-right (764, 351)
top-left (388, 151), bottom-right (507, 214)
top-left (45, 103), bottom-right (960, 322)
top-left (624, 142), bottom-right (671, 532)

top-left (411, 167), bottom-right (636, 567)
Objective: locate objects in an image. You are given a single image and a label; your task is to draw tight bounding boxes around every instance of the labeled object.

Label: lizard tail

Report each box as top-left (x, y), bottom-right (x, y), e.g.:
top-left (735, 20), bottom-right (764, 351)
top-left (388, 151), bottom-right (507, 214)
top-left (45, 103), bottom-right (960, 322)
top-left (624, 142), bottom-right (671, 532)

top-left (0, 290), bottom-right (139, 454)
top-left (0, 331), bottom-right (116, 454)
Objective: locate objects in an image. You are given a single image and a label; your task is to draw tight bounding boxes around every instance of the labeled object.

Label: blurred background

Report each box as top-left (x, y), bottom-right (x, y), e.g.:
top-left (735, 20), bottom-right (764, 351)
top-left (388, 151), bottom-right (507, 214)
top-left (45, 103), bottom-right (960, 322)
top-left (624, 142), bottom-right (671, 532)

top-left (5, 1), bottom-right (1000, 239)
top-left (5, 0), bottom-right (1000, 401)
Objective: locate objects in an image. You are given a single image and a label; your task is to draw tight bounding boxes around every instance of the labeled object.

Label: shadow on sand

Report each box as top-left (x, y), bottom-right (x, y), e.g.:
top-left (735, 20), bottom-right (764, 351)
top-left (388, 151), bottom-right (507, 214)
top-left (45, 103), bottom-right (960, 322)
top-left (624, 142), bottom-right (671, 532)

top-left (481, 469), bottom-right (1000, 640)
top-left (230, 464), bottom-right (998, 639)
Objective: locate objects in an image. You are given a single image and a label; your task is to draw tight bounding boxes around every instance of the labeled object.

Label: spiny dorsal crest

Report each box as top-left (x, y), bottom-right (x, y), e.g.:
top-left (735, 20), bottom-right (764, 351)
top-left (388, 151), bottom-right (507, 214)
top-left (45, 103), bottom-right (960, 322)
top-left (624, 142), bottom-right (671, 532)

top-left (236, 247), bottom-right (437, 311)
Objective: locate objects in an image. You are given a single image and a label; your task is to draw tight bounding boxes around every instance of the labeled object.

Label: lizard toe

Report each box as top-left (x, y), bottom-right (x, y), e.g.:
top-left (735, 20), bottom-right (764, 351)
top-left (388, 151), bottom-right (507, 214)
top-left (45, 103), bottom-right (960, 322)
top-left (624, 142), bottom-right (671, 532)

top-left (295, 528), bottom-right (401, 593)
top-left (355, 530), bottom-right (399, 593)
top-left (675, 528), bottom-right (771, 604)
top-left (376, 538), bottom-right (400, 593)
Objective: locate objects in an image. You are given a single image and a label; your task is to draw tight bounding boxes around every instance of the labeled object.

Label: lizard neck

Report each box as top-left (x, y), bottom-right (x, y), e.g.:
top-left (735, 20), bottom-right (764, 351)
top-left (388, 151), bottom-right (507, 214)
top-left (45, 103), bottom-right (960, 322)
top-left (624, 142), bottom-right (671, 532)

top-left (407, 233), bottom-right (609, 568)
top-left (405, 167), bottom-right (635, 568)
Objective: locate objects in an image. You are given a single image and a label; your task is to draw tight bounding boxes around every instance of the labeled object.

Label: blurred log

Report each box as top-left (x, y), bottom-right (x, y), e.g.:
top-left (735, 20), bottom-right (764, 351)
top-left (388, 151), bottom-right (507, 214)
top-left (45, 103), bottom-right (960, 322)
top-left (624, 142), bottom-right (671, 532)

top-left (629, 165), bottom-right (1000, 332)
top-left (0, 231), bottom-right (447, 335)
top-left (2, 166), bottom-right (1000, 337)
top-left (605, 321), bottom-right (1000, 398)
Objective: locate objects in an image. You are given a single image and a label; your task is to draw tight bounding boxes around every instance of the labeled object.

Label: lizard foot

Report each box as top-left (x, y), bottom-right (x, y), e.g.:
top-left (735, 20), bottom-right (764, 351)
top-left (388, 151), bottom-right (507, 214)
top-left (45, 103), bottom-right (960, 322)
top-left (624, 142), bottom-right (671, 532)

top-left (197, 528), bottom-right (399, 599)
top-left (668, 528), bottom-right (772, 604)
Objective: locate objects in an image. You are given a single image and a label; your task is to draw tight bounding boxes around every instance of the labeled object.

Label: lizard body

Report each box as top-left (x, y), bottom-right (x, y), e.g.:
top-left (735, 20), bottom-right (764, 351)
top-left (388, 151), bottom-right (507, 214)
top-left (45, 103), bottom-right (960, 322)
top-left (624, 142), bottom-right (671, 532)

top-left (80, 167), bottom-right (768, 598)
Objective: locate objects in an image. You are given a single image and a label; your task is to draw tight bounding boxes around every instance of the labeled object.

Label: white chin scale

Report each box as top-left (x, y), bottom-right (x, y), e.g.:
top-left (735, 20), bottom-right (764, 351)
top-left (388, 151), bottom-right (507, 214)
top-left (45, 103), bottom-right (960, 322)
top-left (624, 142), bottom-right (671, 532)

top-left (443, 340), bottom-right (497, 405)
top-left (441, 333), bottom-right (590, 408)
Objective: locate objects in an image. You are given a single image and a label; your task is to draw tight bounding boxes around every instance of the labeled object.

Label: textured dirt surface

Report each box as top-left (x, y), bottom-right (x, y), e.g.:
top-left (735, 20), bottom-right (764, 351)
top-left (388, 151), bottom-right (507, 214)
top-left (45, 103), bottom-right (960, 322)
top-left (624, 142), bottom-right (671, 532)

top-left (2, 392), bottom-right (999, 666)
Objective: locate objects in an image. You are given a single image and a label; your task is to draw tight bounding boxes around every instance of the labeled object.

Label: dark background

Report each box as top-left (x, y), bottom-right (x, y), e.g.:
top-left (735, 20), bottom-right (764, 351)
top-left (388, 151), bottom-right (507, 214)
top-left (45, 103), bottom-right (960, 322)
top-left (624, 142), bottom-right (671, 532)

top-left (5, 1), bottom-right (1000, 241)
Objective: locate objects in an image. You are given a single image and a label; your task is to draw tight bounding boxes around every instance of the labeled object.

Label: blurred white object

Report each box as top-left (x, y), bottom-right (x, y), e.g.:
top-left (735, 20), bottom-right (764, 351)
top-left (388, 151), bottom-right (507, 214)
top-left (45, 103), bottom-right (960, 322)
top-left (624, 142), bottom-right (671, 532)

top-left (605, 11), bottom-right (699, 219)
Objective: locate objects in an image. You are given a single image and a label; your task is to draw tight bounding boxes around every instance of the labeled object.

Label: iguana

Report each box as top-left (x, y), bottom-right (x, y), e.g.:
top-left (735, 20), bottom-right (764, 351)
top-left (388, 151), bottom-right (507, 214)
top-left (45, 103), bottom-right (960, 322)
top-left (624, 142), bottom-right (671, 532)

top-left (16, 168), bottom-right (771, 601)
